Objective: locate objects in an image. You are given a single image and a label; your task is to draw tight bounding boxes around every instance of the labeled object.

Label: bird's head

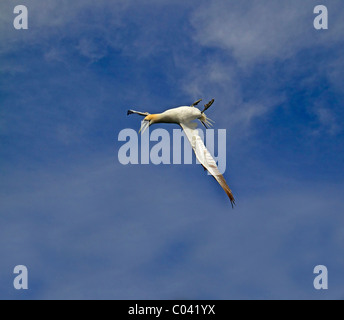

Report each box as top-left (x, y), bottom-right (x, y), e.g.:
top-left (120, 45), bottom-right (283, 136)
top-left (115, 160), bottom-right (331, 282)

top-left (139, 114), bottom-right (159, 134)
top-left (143, 114), bottom-right (159, 124)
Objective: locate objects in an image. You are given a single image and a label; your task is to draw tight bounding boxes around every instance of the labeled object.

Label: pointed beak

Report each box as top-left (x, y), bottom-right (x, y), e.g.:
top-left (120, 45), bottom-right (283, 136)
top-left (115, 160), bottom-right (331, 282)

top-left (139, 120), bottom-right (150, 134)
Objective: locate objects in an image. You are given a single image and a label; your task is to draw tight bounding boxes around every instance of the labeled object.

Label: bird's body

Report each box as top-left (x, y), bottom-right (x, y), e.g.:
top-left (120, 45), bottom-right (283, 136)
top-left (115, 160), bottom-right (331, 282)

top-left (128, 99), bottom-right (236, 207)
top-left (146, 106), bottom-right (204, 125)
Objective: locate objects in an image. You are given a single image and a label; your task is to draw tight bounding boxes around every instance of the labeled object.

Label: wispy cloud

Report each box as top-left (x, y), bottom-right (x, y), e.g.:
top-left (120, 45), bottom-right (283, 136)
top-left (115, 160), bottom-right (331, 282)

top-left (312, 106), bottom-right (341, 135)
top-left (191, 0), bottom-right (344, 66)
top-left (171, 0), bottom-right (344, 139)
top-left (1, 154), bottom-right (344, 299)
top-left (1, 0), bottom-right (344, 300)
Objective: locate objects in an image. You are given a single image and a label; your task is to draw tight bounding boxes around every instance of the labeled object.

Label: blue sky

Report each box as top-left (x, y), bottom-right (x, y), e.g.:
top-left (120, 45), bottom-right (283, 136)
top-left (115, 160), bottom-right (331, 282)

top-left (1, 0), bottom-right (344, 299)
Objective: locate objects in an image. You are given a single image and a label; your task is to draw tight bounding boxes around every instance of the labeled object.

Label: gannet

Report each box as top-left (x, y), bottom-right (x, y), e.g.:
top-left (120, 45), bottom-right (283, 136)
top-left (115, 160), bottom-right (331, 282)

top-left (127, 99), bottom-right (235, 207)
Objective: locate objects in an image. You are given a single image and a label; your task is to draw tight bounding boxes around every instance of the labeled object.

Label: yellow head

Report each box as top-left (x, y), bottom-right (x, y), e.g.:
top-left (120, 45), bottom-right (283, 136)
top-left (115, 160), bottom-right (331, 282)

top-left (143, 114), bottom-right (159, 124)
top-left (139, 114), bottom-right (159, 134)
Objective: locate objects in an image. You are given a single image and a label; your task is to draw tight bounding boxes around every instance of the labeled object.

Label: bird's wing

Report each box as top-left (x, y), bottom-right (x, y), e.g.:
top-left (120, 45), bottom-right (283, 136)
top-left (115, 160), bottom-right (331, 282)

top-left (180, 122), bottom-right (235, 207)
top-left (127, 110), bottom-right (150, 117)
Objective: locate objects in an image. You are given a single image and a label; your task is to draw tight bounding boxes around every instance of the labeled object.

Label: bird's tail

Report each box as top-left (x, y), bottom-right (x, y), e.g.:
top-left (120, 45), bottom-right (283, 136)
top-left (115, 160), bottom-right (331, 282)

top-left (200, 113), bottom-right (215, 129)
top-left (213, 174), bottom-right (236, 208)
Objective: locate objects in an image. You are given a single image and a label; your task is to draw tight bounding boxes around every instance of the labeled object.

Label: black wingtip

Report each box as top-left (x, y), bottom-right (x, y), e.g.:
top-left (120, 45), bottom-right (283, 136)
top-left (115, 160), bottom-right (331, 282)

top-left (191, 99), bottom-right (202, 107)
top-left (127, 110), bottom-right (133, 116)
top-left (201, 121), bottom-right (209, 129)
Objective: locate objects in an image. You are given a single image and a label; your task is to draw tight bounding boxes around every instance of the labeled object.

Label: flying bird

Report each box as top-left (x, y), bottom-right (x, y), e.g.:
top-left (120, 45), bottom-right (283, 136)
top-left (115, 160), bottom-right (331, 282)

top-left (127, 99), bottom-right (235, 207)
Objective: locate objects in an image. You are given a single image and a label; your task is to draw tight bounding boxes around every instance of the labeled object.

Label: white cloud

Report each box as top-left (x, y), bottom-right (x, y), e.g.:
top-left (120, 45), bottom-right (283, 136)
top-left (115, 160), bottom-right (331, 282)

top-left (0, 0), bottom-right (192, 60)
top-left (172, 1), bottom-right (344, 138)
top-left (191, 0), bottom-right (344, 66)
top-left (1, 154), bottom-right (344, 299)
top-left (2, 0), bottom-right (344, 300)
top-left (312, 106), bottom-right (341, 135)
top-left (175, 53), bottom-right (285, 137)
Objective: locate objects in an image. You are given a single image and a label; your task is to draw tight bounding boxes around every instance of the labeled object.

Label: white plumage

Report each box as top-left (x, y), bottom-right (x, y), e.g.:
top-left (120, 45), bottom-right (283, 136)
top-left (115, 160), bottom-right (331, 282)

top-left (127, 99), bottom-right (235, 207)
